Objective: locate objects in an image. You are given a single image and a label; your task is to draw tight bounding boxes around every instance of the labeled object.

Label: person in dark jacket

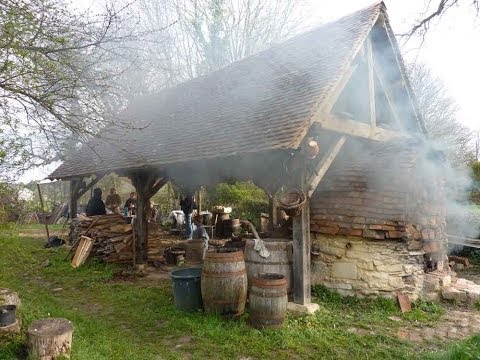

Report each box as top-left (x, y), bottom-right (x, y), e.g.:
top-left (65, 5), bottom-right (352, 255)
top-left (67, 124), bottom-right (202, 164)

top-left (180, 193), bottom-right (196, 240)
top-left (85, 188), bottom-right (106, 216)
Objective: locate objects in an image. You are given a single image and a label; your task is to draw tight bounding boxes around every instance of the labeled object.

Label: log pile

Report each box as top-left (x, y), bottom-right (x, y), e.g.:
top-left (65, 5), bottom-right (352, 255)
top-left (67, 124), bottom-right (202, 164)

top-left (69, 214), bottom-right (181, 264)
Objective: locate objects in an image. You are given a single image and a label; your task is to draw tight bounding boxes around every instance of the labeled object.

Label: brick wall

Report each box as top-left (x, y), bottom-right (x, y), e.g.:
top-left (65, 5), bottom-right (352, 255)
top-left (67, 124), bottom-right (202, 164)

top-left (309, 139), bottom-right (449, 298)
top-left (310, 140), bottom-right (415, 241)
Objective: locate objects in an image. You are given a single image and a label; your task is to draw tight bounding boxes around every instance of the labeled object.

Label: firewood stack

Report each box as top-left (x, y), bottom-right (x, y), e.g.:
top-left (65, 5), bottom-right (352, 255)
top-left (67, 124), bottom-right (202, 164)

top-left (69, 214), bottom-right (181, 264)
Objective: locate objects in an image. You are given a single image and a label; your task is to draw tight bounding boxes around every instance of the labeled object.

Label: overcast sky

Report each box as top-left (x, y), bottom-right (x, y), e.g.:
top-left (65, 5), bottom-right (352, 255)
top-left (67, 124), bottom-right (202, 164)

top-left (308, 0), bottom-right (480, 132)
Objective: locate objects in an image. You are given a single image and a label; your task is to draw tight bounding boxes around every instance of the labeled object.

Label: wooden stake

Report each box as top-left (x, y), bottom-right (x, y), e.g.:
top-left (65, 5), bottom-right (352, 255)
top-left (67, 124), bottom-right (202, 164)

top-left (36, 183), bottom-right (50, 239)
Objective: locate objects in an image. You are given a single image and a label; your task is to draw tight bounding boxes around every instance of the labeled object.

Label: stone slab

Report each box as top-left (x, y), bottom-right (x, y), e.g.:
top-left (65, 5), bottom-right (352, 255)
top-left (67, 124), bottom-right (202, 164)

top-left (332, 262), bottom-right (357, 280)
top-left (287, 302), bottom-right (320, 315)
top-left (442, 287), bottom-right (467, 302)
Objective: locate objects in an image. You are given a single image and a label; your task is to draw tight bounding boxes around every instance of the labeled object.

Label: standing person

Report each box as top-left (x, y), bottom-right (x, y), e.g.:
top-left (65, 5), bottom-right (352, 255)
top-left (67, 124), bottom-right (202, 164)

top-left (180, 192), bottom-right (196, 240)
top-left (192, 215), bottom-right (209, 259)
top-left (105, 188), bottom-right (122, 214)
top-left (124, 192), bottom-right (137, 216)
top-left (85, 188), bottom-right (107, 216)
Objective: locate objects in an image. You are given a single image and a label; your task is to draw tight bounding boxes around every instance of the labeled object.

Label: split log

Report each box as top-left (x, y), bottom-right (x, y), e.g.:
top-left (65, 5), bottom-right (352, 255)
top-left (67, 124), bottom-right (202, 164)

top-left (27, 318), bottom-right (73, 359)
top-left (71, 236), bottom-right (94, 268)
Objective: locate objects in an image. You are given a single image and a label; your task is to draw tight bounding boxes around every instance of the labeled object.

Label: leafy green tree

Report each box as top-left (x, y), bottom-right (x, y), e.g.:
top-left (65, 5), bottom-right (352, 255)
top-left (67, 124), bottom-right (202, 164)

top-left (206, 181), bottom-right (268, 223)
top-left (0, 0), bottom-right (140, 179)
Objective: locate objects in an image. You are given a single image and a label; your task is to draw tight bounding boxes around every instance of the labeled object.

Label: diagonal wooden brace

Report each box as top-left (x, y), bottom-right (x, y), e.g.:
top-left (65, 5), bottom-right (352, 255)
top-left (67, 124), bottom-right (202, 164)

top-left (306, 135), bottom-right (347, 197)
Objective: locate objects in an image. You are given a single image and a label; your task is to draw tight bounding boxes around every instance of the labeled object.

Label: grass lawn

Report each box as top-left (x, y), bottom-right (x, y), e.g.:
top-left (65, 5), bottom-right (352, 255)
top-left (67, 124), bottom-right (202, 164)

top-left (0, 224), bottom-right (479, 359)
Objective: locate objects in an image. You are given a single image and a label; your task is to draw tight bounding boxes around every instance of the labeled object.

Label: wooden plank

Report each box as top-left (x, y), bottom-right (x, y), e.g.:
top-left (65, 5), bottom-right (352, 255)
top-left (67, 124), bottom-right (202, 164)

top-left (71, 236), bottom-right (94, 268)
top-left (306, 136), bottom-right (347, 197)
top-left (316, 114), bottom-right (403, 141)
top-left (292, 159), bottom-right (311, 305)
top-left (367, 38), bottom-right (376, 127)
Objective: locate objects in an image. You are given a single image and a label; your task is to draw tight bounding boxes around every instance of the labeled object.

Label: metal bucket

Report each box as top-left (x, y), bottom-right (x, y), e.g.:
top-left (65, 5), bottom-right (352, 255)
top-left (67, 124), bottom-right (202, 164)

top-left (0, 305), bottom-right (16, 327)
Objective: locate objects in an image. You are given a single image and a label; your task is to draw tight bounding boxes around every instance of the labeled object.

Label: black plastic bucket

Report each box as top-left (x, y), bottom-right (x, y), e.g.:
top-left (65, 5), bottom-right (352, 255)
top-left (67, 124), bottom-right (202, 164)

top-left (170, 267), bottom-right (203, 311)
top-left (0, 305), bottom-right (16, 327)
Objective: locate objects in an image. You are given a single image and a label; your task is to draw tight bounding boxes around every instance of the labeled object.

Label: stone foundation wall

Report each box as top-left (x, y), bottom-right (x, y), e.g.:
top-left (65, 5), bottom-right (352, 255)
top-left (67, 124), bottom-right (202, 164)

top-left (311, 233), bottom-right (425, 299)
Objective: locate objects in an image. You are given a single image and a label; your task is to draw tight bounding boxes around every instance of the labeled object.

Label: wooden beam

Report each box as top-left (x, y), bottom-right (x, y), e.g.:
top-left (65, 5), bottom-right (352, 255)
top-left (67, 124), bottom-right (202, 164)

top-left (77, 176), bottom-right (102, 198)
top-left (268, 193), bottom-right (278, 232)
top-left (315, 114), bottom-right (403, 141)
top-left (129, 172), bottom-right (167, 265)
top-left (367, 38), bottom-right (376, 127)
top-left (69, 179), bottom-right (80, 220)
top-left (292, 158), bottom-right (311, 305)
top-left (306, 136), bottom-right (347, 197)
top-left (381, 22), bottom-right (421, 125)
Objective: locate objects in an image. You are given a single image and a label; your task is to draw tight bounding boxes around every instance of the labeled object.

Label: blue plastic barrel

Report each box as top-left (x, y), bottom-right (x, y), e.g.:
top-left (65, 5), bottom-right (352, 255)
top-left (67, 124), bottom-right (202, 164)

top-left (170, 267), bottom-right (203, 311)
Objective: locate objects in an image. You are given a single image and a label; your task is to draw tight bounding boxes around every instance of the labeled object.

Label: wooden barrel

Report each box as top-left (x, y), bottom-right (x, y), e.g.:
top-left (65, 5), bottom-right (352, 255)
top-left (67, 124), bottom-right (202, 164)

top-left (201, 249), bottom-right (247, 317)
top-left (244, 238), bottom-right (293, 293)
top-left (184, 240), bottom-right (206, 264)
top-left (249, 273), bottom-right (288, 329)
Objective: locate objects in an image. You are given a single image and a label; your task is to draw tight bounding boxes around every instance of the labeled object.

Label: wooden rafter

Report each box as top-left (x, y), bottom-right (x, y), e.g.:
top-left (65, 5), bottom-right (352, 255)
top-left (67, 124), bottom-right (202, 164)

top-left (306, 136), bottom-right (347, 197)
top-left (366, 38), bottom-right (376, 127)
top-left (77, 175), bottom-right (103, 198)
top-left (316, 114), bottom-right (402, 141)
top-left (380, 21), bottom-right (421, 124)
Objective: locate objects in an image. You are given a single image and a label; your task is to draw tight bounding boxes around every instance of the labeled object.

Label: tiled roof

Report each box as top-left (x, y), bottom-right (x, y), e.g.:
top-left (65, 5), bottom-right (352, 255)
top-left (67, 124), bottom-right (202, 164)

top-left (49, 2), bottom-right (384, 179)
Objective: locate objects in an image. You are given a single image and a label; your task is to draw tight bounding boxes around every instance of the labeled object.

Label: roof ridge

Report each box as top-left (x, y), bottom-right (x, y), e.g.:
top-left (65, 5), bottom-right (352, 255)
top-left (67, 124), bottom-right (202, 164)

top-left (125, 2), bottom-right (387, 105)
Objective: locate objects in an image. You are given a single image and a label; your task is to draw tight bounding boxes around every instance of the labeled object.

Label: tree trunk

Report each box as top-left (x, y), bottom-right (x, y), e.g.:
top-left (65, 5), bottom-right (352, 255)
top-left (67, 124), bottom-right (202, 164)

top-left (27, 318), bottom-right (73, 359)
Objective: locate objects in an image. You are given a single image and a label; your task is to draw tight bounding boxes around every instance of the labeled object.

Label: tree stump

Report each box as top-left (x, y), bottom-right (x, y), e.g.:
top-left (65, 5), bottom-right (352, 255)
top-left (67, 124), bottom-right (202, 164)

top-left (27, 318), bottom-right (73, 359)
top-left (0, 288), bottom-right (21, 308)
top-left (0, 319), bottom-right (21, 334)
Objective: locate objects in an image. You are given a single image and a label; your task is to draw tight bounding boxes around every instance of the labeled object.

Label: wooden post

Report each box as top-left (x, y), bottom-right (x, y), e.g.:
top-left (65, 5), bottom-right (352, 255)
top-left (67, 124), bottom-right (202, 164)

top-left (292, 160), bottom-right (311, 305)
top-left (69, 179), bottom-right (80, 220)
top-left (130, 172), bottom-right (167, 265)
top-left (135, 186), bottom-right (149, 264)
top-left (268, 193), bottom-right (278, 231)
top-left (197, 187), bottom-right (202, 213)
top-left (36, 183), bottom-right (50, 239)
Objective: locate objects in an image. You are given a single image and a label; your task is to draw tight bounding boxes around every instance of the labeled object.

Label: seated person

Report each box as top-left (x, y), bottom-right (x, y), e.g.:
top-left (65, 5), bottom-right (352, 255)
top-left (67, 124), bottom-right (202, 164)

top-left (124, 192), bottom-right (137, 216)
top-left (105, 187), bottom-right (121, 214)
top-left (85, 188), bottom-right (106, 216)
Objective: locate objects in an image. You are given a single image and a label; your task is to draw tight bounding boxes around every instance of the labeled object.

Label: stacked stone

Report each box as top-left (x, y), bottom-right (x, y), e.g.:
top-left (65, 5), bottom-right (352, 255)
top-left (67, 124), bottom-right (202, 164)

top-left (311, 234), bottom-right (424, 299)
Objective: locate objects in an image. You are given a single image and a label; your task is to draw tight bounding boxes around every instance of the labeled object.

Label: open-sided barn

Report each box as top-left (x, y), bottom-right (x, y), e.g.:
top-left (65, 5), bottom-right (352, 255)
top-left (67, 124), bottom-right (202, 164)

top-left (49, 2), bottom-right (453, 306)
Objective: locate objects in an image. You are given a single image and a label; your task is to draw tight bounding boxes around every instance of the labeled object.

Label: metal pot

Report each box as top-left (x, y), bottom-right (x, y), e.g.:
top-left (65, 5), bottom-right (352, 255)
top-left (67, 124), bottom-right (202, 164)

top-left (0, 305), bottom-right (16, 327)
